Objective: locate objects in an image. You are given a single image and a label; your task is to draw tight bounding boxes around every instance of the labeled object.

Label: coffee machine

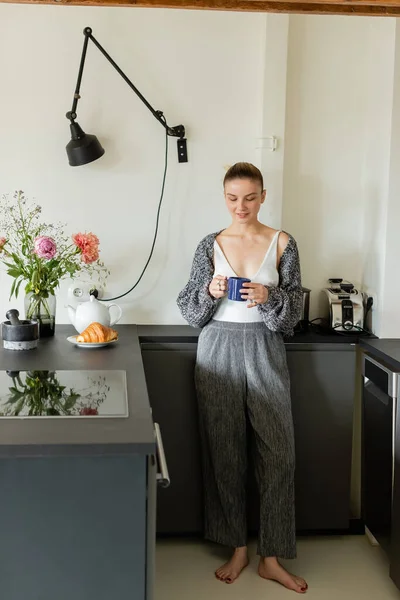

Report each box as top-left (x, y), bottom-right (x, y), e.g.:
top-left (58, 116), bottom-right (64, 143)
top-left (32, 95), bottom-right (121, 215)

top-left (324, 279), bottom-right (365, 332)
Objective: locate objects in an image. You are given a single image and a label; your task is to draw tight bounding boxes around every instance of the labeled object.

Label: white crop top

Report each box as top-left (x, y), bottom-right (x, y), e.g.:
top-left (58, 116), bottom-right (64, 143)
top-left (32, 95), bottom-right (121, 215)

top-left (212, 231), bottom-right (280, 323)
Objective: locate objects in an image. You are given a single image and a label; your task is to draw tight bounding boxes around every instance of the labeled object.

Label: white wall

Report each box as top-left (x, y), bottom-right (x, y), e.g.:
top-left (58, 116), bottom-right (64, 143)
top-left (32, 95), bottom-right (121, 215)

top-left (280, 16), bottom-right (396, 518)
top-left (380, 20), bottom-right (400, 339)
top-left (0, 5), bottom-right (266, 324)
top-left (0, 6), bottom-right (398, 331)
top-left (256, 13), bottom-right (289, 230)
top-left (282, 15), bottom-right (395, 329)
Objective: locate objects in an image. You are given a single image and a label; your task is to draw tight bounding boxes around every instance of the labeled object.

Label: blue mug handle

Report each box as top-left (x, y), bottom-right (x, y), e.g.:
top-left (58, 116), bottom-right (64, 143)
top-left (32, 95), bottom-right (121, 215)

top-left (228, 277), bottom-right (251, 302)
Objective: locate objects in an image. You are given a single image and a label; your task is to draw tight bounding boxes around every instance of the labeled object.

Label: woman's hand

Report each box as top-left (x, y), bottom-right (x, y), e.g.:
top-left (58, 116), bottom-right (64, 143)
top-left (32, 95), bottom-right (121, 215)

top-left (209, 275), bottom-right (228, 299)
top-left (240, 282), bottom-right (269, 307)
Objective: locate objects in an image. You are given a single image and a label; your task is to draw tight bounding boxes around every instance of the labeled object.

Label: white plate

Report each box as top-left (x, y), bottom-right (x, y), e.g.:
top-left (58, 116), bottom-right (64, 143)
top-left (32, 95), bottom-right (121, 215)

top-left (67, 335), bottom-right (118, 349)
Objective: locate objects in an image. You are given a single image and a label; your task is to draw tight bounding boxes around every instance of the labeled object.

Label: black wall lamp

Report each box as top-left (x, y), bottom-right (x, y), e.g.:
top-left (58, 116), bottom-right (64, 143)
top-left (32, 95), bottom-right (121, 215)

top-left (66, 27), bottom-right (188, 167)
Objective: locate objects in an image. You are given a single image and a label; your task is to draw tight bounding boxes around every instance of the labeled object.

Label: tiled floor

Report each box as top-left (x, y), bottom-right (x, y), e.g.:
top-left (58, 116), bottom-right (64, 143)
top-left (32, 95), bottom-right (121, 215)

top-left (156, 535), bottom-right (400, 599)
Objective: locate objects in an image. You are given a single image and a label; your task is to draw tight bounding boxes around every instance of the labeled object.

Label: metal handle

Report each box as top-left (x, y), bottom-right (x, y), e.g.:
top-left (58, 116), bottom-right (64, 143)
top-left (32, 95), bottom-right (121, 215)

top-left (154, 422), bottom-right (170, 488)
top-left (363, 354), bottom-right (399, 398)
top-left (365, 380), bottom-right (390, 406)
top-left (393, 396), bottom-right (397, 504)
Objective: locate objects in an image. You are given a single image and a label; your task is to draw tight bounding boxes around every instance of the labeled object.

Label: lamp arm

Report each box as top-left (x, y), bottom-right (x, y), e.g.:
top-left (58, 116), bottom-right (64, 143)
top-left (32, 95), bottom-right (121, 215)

top-left (66, 27), bottom-right (185, 139)
top-left (66, 29), bottom-right (90, 122)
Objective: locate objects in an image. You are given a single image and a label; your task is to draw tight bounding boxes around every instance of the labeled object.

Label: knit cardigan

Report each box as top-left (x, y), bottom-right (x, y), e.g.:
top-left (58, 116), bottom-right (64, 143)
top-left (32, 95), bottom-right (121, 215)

top-left (176, 231), bottom-right (303, 337)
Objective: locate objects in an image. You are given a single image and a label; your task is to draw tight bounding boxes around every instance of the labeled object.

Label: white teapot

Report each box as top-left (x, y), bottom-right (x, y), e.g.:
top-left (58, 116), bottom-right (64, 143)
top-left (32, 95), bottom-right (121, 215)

top-left (67, 294), bottom-right (122, 334)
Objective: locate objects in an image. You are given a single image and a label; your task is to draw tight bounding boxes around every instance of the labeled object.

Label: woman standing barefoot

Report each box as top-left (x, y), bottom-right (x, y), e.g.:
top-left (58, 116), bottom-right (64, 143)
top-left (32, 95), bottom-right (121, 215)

top-left (177, 163), bottom-right (307, 593)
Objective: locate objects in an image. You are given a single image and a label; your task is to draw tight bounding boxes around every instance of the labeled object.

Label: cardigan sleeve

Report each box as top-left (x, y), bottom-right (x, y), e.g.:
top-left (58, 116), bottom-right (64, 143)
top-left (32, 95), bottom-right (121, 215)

top-left (256, 235), bottom-right (303, 337)
top-left (176, 235), bottom-right (221, 328)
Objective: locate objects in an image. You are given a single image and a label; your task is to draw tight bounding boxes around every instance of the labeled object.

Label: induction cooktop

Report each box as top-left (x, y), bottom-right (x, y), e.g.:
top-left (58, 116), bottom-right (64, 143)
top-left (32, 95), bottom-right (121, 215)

top-left (0, 370), bottom-right (128, 418)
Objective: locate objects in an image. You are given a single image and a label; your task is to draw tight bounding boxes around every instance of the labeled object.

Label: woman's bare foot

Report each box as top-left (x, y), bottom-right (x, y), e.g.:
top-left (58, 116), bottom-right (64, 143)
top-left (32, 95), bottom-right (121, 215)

top-left (215, 546), bottom-right (249, 584)
top-left (258, 557), bottom-right (308, 593)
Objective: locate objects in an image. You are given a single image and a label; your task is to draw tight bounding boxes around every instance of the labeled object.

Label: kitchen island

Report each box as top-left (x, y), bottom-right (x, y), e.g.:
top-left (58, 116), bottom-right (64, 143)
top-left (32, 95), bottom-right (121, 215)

top-left (0, 325), bottom-right (156, 600)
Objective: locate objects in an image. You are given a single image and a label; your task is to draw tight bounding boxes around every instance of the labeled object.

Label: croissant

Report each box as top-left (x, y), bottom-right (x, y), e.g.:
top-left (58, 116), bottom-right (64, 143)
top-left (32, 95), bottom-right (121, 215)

top-left (76, 322), bottom-right (118, 343)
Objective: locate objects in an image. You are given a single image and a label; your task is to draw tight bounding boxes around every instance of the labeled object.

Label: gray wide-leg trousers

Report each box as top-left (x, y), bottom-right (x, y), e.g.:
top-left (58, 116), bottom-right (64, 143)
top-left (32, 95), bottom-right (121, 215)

top-left (195, 320), bottom-right (296, 559)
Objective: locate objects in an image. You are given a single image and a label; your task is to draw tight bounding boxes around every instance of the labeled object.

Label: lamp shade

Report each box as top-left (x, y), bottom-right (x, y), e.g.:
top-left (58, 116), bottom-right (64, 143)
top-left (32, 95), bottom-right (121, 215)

top-left (66, 121), bottom-right (105, 166)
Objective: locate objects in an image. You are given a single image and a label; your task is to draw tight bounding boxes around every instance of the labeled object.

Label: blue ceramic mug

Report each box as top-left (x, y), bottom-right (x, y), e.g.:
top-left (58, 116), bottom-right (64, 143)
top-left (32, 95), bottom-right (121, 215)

top-left (228, 277), bottom-right (251, 302)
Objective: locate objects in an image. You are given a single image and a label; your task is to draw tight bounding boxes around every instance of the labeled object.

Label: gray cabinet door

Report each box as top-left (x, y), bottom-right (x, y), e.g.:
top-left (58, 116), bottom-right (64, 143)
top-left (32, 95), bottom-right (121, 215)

top-left (141, 344), bottom-right (203, 534)
top-left (288, 348), bottom-right (355, 530)
top-left (142, 343), bottom-right (355, 535)
top-left (0, 455), bottom-right (147, 600)
top-left (247, 348), bottom-right (356, 532)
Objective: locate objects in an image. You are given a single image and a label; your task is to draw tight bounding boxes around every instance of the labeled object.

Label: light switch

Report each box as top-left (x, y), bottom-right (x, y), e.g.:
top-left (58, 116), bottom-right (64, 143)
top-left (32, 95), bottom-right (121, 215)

top-left (256, 136), bottom-right (278, 151)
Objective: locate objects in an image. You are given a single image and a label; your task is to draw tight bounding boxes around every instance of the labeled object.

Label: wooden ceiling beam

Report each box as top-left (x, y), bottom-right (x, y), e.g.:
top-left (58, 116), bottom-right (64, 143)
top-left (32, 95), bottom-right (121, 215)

top-left (250, 0), bottom-right (400, 5)
top-left (1, 0), bottom-right (400, 16)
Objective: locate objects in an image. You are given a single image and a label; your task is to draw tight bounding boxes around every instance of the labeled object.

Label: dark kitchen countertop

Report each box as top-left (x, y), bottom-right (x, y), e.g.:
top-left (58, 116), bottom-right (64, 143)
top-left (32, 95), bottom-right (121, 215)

top-left (138, 324), bottom-right (375, 347)
top-left (360, 338), bottom-right (400, 372)
top-left (0, 321), bottom-right (378, 458)
top-left (0, 325), bottom-right (155, 457)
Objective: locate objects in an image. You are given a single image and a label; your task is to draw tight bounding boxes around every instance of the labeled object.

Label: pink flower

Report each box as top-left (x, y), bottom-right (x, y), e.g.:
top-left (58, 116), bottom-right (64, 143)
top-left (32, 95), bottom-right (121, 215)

top-left (72, 232), bottom-right (100, 265)
top-left (0, 237), bottom-right (6, 253)
top-left (80, 407), bottom-right (98, 416)
top-left (33, 236), bottom-right (57, 260)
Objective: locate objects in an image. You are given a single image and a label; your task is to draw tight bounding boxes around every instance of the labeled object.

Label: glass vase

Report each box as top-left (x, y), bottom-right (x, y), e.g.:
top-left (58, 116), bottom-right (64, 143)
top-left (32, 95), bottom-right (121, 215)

top-left (24, 292), bottom-right (56, 338)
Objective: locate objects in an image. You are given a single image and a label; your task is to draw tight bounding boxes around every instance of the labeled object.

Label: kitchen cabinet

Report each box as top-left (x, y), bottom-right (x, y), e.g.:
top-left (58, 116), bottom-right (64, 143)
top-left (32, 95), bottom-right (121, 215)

top-left (359, 345), bottom-right (400, 589)
top-left (288, 347), bottom-right (355, 530)
top-left (0, 455), bottom-right (148, 600)
top-left (141, 339), bottom-right (356, 535)
top-left (362, 355), bottom-right (395, 553)
top-left (358, 340), bottom-right (400, 594)
top-left (0, 325), bottom-right (157, 600)
top-left (141, 342), bottom-right (203, 534)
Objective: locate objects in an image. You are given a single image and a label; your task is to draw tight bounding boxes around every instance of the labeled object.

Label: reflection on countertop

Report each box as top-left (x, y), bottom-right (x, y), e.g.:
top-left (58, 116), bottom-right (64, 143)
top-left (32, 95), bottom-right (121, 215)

top-left (0, 324), bottom-right (154, 456)
top-left (0, 369), bottom-right (128, 418)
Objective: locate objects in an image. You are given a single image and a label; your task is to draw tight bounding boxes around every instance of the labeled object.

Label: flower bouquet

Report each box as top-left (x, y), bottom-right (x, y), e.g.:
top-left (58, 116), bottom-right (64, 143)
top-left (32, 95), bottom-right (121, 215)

top-left (0, 191), bottom-right (109, 337)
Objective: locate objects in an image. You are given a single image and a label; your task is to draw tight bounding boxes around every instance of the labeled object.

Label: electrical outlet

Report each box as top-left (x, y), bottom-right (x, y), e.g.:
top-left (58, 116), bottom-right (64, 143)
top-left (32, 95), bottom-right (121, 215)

top-left (364, 290), bottom-right (378, 311)
top-left (67, 282), bottom-right (104, 303)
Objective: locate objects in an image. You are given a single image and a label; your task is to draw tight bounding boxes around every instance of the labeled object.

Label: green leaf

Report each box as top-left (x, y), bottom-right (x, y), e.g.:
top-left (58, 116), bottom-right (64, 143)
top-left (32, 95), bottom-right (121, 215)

top-left (64, 394), bottom-right (79, 411)
top-left (9, 278), bottom-right (16, 300)
top-left (11, 253), bottom-right (22, 265)
top-left (6, 390), bottom-right (25, 404)
top-left (14, 398), bottom-right (25, 416)
top-left (15, 279), bottom-right (23, 298)
top-left (7, 268), bottom-right (21, 278)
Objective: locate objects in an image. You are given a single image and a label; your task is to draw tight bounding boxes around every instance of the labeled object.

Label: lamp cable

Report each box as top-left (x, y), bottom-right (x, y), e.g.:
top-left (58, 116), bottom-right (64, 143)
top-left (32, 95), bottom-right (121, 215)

top-left (99, 122), bottom-right (168, 302)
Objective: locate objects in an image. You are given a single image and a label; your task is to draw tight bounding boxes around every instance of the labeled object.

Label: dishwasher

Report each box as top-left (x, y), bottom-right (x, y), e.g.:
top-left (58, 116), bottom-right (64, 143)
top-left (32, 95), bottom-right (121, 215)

top-left (362, 353), bottom-right (399, 553)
